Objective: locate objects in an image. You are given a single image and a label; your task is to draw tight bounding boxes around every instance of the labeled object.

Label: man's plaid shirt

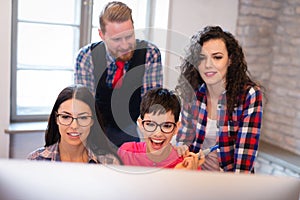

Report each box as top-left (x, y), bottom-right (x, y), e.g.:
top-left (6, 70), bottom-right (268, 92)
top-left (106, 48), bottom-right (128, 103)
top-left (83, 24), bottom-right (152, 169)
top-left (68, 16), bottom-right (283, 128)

top-left (74, 39), bottom-right (163, 96)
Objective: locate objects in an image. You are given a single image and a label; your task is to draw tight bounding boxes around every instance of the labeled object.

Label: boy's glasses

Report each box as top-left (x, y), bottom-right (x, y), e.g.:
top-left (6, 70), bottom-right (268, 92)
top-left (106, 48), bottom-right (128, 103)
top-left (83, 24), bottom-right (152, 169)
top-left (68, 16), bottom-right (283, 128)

top-left (142, 120), bottom-right (176, 133)
top-left (56, 113), bottom-right (93, 127)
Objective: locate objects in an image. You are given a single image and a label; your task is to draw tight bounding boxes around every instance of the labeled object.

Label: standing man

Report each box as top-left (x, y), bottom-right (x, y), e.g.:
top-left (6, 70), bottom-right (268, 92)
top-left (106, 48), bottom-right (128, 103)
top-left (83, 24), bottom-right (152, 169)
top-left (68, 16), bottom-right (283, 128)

top-left (74, 1), bottom-right (163, 148)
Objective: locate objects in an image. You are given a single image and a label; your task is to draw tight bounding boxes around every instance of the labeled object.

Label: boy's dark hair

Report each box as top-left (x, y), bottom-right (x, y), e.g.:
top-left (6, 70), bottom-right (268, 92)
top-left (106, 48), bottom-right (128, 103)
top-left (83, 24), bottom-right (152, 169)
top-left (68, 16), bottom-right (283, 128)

top-left (140, 88), bottom-right (181, 122)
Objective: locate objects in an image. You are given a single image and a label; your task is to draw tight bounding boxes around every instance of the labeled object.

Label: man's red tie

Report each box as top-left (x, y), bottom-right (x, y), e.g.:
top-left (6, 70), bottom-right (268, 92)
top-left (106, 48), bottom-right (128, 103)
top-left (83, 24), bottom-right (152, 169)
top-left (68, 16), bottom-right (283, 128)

top-left (113, 60), bottom-right (125, 88)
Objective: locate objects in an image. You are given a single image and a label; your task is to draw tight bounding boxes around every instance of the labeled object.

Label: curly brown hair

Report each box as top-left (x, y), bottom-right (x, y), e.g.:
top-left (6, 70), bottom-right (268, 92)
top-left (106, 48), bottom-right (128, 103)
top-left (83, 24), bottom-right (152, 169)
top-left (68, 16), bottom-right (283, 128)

top-left (176, 26), bottom-right (259, 116)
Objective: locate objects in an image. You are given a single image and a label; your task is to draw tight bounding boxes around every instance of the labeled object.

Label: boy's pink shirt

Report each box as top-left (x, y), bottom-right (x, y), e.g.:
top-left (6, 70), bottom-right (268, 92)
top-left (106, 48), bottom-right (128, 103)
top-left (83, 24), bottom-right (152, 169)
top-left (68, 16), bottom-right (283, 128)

top-left (118, 142), bottom-right (184, 168)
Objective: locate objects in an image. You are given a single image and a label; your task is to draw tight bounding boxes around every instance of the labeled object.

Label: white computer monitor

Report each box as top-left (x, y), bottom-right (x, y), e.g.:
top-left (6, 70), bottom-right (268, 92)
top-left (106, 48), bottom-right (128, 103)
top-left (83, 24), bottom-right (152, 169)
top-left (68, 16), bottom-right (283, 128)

top-left (0, 159), bottom-right (299, 200)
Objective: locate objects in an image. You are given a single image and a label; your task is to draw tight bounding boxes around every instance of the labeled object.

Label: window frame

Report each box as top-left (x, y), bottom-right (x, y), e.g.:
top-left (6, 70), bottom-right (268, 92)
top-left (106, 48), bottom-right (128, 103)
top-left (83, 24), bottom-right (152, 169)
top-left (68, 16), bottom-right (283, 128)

top-left (10, 0), bottom-right (163, 122)
top-left (10, 0), bottom-right (92, 122)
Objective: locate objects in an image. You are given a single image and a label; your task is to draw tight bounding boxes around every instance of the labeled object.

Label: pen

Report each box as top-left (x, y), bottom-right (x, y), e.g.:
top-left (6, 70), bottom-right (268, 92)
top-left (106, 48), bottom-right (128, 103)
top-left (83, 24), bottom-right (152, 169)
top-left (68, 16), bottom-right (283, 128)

top-left (198, 144), bottom-right (219, 160)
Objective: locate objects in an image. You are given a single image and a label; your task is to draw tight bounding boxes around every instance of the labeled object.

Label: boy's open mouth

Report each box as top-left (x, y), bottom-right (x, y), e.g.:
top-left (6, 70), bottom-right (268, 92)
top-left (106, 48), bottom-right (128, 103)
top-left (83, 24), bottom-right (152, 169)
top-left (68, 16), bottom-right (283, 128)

top-left (149, 138), bottom-right (165, 150)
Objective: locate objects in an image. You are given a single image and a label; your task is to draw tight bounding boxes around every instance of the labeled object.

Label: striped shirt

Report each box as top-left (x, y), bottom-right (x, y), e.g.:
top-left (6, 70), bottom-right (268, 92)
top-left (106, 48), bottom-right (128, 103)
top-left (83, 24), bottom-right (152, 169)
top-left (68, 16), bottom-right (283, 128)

top-left (176, 83), bottom-right (263, 173)
top-left (74, 40), bottom-right (163, 96)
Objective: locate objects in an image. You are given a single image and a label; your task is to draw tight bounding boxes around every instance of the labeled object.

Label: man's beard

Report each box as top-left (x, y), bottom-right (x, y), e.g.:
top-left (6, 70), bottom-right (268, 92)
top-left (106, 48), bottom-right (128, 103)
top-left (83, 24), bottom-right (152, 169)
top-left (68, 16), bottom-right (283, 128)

top-left (116, 50), bottom-right (134, 62)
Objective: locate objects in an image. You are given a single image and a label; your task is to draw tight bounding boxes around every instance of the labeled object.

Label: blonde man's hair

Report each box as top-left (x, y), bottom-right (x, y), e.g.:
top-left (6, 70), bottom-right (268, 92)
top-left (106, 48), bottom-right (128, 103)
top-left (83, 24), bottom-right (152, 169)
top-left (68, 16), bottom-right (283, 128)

top-left (99, 1), bottom-right (133, 33)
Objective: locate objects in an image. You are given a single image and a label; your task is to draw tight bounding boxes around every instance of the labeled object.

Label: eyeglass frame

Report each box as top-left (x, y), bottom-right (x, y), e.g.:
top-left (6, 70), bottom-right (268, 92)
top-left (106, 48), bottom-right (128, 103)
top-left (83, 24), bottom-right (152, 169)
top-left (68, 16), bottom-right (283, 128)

top-left (141, 120), bottom-right (177, 134)
top-left (56, 113), bottom-right (93, 127)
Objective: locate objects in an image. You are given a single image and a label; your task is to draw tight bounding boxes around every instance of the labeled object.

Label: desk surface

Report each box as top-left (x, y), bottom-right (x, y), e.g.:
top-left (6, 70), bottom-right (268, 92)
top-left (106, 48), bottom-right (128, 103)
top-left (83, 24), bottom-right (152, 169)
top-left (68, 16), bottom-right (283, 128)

top-left (0, 159), bottom-right (299, 200)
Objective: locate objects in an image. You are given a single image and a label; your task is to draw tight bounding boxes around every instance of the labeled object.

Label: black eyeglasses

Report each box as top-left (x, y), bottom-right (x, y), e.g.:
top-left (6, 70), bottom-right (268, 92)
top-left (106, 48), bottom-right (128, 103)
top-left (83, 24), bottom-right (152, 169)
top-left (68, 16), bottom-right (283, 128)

top-left (142, 120), bottom-right (176, 134)
top-left (56, 113), bottom-right (93, 127)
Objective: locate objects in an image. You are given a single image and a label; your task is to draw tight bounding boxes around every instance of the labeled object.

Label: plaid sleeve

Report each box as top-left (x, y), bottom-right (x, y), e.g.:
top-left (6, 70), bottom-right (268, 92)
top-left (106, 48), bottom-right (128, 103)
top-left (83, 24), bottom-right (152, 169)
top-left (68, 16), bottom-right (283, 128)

top-left (176, 102), bottom-right (198, 146)
top-left (97, 153), bottom-right (122, 165)
top-left (142, 42), bottom-right (163, 96)
top-left (74, 44), bottom-right (95, 96)
top-left (234, 86), bottom-right (263, 173)
top-left (27, 147), bottom-right (45, 160)
top-left (27, 143), bottom-right (59, 161)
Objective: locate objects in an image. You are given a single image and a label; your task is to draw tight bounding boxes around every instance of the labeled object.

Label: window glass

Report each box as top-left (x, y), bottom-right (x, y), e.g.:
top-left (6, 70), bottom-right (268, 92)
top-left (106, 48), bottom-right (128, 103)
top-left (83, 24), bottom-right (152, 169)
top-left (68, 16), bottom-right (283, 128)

top-left (11, 0), bottom-right (169, 121)
top-left (13, 0), bottom-right (80, 119)
top-left (17, 70), bottom-right (74, 115)
top-left (17, 23), bottom-right (78, 68)
top-left (18, 0), bottom-right (80, 25)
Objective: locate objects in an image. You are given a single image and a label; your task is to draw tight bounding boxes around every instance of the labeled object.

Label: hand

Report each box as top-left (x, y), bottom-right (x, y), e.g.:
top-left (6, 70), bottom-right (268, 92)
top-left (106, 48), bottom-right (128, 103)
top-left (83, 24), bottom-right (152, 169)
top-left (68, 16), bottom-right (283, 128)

top-left (174, 152), bottom-right (200, 170)
top-left (197, 149), bottom-right (205, 166)
top-left (174, 144), bottom-right (189, 157)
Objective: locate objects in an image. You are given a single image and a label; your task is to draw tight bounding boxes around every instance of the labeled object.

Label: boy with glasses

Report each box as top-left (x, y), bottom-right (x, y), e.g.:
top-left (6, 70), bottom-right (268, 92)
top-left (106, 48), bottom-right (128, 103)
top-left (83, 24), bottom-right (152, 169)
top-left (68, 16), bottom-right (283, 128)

top-left (117, 88), bottom-right (204, 170)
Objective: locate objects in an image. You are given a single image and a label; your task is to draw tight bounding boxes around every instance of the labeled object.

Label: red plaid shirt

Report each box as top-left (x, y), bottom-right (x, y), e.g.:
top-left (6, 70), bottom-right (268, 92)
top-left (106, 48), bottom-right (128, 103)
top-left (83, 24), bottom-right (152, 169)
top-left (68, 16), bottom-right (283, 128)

top-left (177, 84), bottom-right (263, 173)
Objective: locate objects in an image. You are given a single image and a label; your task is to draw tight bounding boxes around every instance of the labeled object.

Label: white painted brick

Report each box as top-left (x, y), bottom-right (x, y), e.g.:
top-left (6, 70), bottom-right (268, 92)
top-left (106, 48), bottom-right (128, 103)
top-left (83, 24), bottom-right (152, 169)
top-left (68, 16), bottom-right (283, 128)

top-left (272, 169), bottom-right (289, 177)
top-left (256, 156), bottom-right (271, 165)
top-left (256, 162), bottom-right (274, 175)
top-left (270, 162), bottom-right (285, 171)
top-left (284, 168), bottom-right (300, 178)
top-left (238, 0), bottom-right (300, 156)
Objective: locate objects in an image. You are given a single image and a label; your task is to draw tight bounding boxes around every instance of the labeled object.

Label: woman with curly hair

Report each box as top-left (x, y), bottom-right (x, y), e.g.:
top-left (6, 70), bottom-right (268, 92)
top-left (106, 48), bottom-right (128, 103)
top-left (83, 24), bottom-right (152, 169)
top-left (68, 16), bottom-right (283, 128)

top-left (176, 26), bottom-right (263, 173)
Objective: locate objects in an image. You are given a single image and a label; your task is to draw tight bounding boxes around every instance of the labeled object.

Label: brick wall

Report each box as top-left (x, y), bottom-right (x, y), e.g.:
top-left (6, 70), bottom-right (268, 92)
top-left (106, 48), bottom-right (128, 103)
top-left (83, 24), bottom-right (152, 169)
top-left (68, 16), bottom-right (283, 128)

top-left (256, 155), bottom-right (300, 178)
top-left (236, 0), bottom-right (300, 156)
